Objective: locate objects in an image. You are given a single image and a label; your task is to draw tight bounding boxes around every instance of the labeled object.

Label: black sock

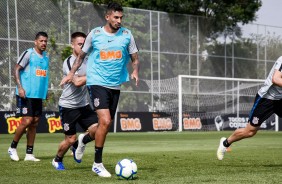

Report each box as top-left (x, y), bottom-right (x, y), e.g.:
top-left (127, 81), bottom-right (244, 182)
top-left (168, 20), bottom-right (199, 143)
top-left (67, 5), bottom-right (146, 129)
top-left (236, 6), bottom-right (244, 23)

top-left (26, 145), bottom-right (33, 154)
top-left (72, 141), bottom-right (78, 149)
top-left (55, 155), bottom-right (63, 162)
top-left (11, 141), bottom-right (18, 149)
top-left (95, 146), bottom-right (103, 163)
top-left (82, 134), bottom-right (94, 144)
top-left (223, 139), bottom-right (231, 147)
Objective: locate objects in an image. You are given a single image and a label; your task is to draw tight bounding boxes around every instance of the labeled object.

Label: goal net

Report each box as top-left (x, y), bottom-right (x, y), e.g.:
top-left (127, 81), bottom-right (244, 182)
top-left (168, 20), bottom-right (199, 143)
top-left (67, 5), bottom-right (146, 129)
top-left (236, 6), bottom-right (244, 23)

top-left (143, 75), bottom-right (278, 131)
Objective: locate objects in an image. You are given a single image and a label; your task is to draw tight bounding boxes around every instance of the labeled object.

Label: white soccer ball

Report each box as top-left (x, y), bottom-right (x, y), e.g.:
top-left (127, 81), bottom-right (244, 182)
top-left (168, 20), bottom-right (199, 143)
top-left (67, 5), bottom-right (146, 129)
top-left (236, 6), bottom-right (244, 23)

top-left (115, 158), bottom-right (137, 180)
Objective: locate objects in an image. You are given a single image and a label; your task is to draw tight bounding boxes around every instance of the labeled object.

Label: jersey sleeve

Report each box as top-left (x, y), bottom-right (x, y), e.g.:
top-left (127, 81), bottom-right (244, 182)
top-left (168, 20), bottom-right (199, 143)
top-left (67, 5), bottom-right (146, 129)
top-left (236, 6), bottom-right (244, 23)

top-left (128, 33), bottom-right (138, 54)
top-left (81, 30), bottom-right (93, 54)
top-left (274, 56), bottom-right (282, 71)
top-left (62, 59), bottom-right (68, 76)
top-left (17, 50), bottom-right (31, 68)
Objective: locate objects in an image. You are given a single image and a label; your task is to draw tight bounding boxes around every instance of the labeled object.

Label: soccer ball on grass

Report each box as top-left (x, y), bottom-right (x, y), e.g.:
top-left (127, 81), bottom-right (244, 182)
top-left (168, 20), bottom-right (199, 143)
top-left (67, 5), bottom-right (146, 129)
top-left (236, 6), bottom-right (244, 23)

top-left (115, 158), bottom-right (137, 180)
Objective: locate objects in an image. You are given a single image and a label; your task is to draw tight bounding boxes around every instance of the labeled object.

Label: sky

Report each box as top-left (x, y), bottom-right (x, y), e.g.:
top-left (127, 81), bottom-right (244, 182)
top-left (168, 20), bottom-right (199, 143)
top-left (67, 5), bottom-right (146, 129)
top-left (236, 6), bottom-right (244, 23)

top-left (254, 0), bottom-right (281, 26)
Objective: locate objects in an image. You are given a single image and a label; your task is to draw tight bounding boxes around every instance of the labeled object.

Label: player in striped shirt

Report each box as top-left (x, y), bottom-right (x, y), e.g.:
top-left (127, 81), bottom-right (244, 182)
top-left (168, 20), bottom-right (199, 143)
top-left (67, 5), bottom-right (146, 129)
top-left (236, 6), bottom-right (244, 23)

top-left (217, 56), bottom-right (282, 160)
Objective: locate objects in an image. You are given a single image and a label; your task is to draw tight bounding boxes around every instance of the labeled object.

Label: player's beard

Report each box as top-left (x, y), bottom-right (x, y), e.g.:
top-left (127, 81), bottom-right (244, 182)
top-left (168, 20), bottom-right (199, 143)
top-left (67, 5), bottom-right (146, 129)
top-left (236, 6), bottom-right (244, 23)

top-left (109, 22), bottom-right (120, 31)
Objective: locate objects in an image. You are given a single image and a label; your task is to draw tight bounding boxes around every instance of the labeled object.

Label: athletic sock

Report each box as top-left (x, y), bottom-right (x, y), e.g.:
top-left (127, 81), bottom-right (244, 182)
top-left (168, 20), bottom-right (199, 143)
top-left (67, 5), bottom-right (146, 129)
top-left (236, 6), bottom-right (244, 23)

top-left (82, 134), bottom-right (94, 144)
top-left (26, 145), bottom-right (33, 154)
top-left (11, 141), bottom-right (18, 149)
top-left (95, 146), bottom-right (103, 163)
top-left (55, 155), bottom-right (63, 162)
top-left (223, 139), bottom-right (231, 147)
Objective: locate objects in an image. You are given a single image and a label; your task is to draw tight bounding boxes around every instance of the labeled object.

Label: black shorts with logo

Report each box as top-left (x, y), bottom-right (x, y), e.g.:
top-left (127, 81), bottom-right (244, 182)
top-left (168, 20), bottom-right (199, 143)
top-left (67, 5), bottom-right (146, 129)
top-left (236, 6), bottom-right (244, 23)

top-left (87, 85), bottom-right (120, 119)
top-left (16, 95), bottom-right (42, 117)
top-left (249, 94), bottom-right (282, 127)
top-left (59, 105), bottom-right (98, 135)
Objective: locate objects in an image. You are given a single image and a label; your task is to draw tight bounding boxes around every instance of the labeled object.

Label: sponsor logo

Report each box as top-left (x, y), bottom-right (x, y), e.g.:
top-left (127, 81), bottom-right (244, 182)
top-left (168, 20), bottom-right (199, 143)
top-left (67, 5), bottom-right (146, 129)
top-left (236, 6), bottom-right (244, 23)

top-left (214, 115), bottom-right (224, 131)
top-left (152, 118), bottom-right (172, 130)
top-left (227, 117), bottom-right (266, 129)
top-left (120, 118), bottom-right (141, 131)
top-left (36, 69), bottom-right (47, 77)
top-left (6, 117), bottom-right (22, 134)
top-left (47, 116), bottom-right (62, 133)
top-left (228, 117), bottom-right (248, 128)
top-left (120, 113), bottom-right (128, 118)
top-left (183, 118), bottom-right (202, 130)
top-left (270, 121), bottom-right (276, 126)
top-left (100, 50), bottom-right (122, 60)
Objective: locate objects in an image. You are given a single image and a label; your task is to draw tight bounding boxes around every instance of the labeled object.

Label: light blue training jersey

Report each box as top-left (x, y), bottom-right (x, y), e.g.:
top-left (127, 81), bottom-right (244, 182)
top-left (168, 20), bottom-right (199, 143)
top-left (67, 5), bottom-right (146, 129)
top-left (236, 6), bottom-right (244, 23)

top-left (16, 48), bottom-right (49, 99)
top-left (84, 27), bottom-right (134, 86)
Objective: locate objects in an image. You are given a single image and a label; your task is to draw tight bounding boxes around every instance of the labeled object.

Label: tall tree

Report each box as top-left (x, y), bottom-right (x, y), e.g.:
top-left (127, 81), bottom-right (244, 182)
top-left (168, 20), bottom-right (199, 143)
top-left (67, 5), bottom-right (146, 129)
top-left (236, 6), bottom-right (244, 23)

top-left (80, 0), bottom-right (262, 32)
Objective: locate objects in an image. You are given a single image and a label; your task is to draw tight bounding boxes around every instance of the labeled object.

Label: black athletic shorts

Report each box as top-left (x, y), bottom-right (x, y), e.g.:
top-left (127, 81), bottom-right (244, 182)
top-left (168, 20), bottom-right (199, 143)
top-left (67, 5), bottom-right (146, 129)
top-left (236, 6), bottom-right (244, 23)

top-left (249, 93), bottom-right (282, 127)
top-left (59, 105), bottom-right (98, 135)
top-left (16, 95), bottom-right (42, 117)
top-left (87, 85), bottom-right (120, 119)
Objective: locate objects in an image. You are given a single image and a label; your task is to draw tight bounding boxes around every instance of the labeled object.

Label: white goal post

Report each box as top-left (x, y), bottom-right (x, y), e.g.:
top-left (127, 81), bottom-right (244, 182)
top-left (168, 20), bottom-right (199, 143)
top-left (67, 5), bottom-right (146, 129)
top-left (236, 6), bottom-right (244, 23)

top-left (178, 75), bottom-right (279, 132)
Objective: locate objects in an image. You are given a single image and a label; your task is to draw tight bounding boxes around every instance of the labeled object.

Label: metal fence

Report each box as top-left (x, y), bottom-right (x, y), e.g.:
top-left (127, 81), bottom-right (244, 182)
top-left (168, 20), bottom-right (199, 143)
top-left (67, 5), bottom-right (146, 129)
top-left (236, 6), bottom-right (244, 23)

top-left (1, 0), bottom-right (282, 113)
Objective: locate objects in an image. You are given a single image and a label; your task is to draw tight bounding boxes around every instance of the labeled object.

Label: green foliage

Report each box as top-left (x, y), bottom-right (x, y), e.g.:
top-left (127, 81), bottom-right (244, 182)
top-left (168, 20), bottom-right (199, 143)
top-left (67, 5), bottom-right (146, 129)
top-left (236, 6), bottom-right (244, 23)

top-left (79, 0), bottom-right (262, 32)
top-left (61, 46), bottom-right (72, 61)
top-left (1, 132), bottom-right (282, 183)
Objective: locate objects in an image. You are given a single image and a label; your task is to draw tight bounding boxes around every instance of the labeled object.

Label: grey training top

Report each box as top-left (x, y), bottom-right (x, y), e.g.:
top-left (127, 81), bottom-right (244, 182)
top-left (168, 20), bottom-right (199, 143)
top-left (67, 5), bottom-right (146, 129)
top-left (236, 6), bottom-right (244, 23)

top-left (58, 54), bottom-right (89, 108)
top-left (258, 56), bottom-right (282, 100)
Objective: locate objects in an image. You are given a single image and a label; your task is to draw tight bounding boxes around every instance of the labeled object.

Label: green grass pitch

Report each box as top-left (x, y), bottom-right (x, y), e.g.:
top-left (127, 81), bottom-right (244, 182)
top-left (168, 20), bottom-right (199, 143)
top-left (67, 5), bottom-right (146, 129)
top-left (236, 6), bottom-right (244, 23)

top-left (1, 131), bottom-right (282, 184)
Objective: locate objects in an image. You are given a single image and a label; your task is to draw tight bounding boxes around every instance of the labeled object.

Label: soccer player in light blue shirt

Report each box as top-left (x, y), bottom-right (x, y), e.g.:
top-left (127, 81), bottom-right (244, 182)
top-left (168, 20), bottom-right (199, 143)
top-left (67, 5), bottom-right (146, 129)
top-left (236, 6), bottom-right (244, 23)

top-left (8, 32), bottom-right (49, 162)
top-left (60, 2), bottom-right (140, 177)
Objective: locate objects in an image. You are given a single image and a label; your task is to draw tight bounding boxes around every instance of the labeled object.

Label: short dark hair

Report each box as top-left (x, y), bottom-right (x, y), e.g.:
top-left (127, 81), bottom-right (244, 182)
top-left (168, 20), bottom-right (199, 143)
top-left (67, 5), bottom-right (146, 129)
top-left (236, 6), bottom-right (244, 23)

top-left (35, 32), bottom-right (48, 39)
top-left (106, 2), bottom-right (123, 14)
top-left (71, 32), bottom-right (86, 42)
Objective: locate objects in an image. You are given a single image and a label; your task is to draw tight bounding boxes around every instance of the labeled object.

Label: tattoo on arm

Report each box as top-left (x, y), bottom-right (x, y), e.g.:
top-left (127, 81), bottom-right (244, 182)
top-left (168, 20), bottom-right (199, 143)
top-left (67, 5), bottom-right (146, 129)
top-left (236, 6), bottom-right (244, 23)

top-left (70, 51), bottom-right (87, 74)
top-left (14, 64), bottom-right (22, 88)
top-left (131, 53), bottom-right (140, 71)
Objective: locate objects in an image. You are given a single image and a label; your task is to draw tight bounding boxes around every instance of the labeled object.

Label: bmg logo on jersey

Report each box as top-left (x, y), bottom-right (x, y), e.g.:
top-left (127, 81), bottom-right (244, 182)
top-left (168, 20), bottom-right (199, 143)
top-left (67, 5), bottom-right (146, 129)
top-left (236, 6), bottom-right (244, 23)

top-left (100, 50), bottom-right (122, 60)
top-left (36, 69), bottom-right (47, 77)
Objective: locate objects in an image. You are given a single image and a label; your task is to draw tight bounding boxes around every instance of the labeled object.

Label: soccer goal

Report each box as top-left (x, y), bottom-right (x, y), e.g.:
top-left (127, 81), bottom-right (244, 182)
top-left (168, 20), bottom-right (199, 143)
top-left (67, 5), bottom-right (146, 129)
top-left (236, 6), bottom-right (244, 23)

top-left (178, 75), bottom-right (278, 132)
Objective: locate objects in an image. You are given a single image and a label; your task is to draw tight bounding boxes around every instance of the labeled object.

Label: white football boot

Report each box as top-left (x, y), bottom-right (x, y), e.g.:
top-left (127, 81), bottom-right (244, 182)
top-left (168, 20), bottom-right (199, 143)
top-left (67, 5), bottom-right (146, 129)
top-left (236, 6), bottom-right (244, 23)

top-left (74, 134), bottom-right (86, 162)
top-left (217, 137), bottom-right (227, 160)
top-left (92, 162), bottom-right (111, 177)
top-left (8, 147), bottom-right (19, 161)
top-left (24, 154), bottom-right (40, 161)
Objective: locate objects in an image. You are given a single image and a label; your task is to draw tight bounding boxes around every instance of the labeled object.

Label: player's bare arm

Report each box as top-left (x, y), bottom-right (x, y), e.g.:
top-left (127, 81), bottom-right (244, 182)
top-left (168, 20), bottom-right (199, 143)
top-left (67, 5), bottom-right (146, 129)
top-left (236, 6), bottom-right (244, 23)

top-left (72, 75), bottom-right (86, 87)
top-left (60, 51), bottom-right (87, 86)
top-left (130, 52), bottom-right (140, 86)
top-left (271, 69), bottom-right (282, 86)
top-left (14, 64), bottom-right (25, 98)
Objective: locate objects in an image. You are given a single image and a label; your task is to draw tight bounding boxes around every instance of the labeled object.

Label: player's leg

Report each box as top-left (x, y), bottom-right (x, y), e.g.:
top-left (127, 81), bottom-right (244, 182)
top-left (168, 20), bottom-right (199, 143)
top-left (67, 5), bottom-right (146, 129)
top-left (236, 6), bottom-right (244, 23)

top-left (74, 105), bottom-right (98, 162)
top-left (92, 109), bottom-right (112, 177)
top-left (24, 98), bottom-right (42, 161)
top-left (75, 124), bottom-right (98, 162)
top-left (24, 116), bottom-right (41, 161)
top-left (88, 85), bottom-right (119, 177)
top-left (8, 116), bottom-right (33, 161)
top-left (52, 134), bottom-right (76, 170)
top-left (217, 94), bottom-right (274, 160)
top-left (92, 86), bottom-right (120, 177)
top-left (8, 96), bottom-right (32, 161)
top-left (52, 106), bottom-right (80, 170)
